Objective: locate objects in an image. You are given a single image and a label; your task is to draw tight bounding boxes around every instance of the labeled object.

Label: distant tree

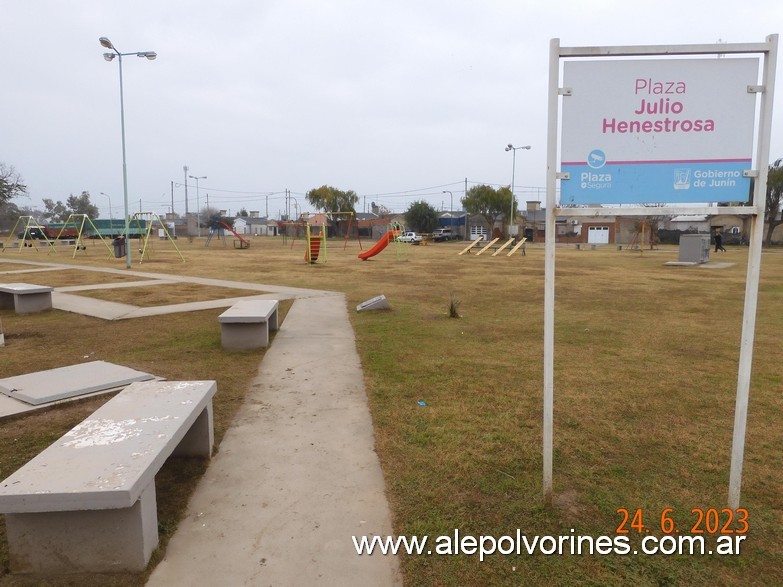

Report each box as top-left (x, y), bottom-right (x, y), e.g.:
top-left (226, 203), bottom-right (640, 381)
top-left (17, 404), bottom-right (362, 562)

top-left (0, 201), bottom-right (22, 230)
top-left (404, 200), bottom-right (438, 233)
top-left (764, 158), bottom-right (783, 246)
top-left (462, 184), bottom-right (514, 236)
top-left (66, 191), bottom-right (99, 218)
top-left (238, 208), bottom-right (249, 217)
top-left (0, 163), bottom-right (28, 205)
top-left (201, 206), bottom-right (221, 228)
top-left (306, 185), bottom-right (359, 235)
top-left (42, 198), bottom-right (70, 223)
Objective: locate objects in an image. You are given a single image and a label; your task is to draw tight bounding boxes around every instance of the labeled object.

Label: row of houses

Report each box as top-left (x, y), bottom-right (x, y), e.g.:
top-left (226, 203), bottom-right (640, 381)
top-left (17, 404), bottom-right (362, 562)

top-left (163, 205), bottom-right (782, 245)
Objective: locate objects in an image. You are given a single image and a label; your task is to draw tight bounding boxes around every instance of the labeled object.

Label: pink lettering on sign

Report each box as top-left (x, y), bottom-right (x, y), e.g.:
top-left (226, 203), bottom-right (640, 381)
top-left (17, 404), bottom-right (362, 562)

top-left (634, 78), bottom-right (687, 94)
top-left (634, 98), bottom-right (684, 115)
top-left (603, 118), bottom-right (716, 133)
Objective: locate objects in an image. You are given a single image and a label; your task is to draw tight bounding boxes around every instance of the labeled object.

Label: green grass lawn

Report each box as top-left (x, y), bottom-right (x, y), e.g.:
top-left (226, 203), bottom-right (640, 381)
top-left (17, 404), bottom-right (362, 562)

top-left (1, 238), bottom-right (781, 586)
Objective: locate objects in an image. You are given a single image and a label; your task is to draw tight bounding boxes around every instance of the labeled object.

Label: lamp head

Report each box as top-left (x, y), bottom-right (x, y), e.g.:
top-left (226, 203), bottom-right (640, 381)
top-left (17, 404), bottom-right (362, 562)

top-left (139, 51), bottom-right (157, 60)
top-left (507, 143), bottom-right (513, 150)
top-left (99, 36), bottom-right (114, 50)
top-left (103, 53), bottom-right (115, 62)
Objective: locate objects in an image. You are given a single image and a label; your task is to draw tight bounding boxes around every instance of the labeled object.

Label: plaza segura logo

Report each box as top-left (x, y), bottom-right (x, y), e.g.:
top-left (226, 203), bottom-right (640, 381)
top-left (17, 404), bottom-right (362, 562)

top-left (582, 149), bottom-right (611, 189)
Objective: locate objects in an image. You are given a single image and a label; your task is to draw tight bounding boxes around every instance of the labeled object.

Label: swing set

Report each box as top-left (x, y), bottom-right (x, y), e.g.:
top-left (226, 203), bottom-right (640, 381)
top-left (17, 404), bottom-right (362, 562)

top-left (126, 212), bottom-right (185, 264)
top-left (289, 212), bottom-right (364, 252)
top-left (2, 214), bottom-right (114, 258)
top-left (626, 218), bottom-right (659, 252)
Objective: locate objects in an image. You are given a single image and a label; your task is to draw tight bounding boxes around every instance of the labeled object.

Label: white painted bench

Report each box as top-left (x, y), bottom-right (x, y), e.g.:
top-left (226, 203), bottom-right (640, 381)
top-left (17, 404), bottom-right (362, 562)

top-left (218, 299), bottom-right (279, 350)
top-left (0, 380), bottom-right (216, 574)
top-left (0, 282), bottom-right (53, 314)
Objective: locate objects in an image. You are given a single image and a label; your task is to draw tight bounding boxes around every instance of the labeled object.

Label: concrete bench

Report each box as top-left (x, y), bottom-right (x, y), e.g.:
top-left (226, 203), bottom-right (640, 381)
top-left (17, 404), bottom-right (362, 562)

top-left (0, 380), bottom-right (216, 574)
top-left (218, 299), bottom-right (279, 350)
top-left (0, 282), bottom-right (53, 314)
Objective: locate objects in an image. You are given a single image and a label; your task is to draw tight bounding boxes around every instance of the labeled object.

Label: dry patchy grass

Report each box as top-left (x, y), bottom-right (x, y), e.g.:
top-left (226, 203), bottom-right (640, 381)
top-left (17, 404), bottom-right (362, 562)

top-left (1, 238), bottom-right (782, 586)
top-left (0, 268), bottom-right (150, 288)
top-left (73, 283), bottom-right (265, 307)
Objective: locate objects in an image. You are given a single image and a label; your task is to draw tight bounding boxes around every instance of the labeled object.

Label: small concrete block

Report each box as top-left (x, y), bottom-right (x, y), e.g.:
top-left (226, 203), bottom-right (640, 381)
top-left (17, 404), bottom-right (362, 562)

top-left (356, 295), bottom-right (390, 312)
top-left (218, 299), bottom-right (278, 325)
top-left (218, 299), bottom-right (279, 350)
top-left (0, 283), bottom-right (53, 314)
top-left (221, 322), bottom-right (269, 350)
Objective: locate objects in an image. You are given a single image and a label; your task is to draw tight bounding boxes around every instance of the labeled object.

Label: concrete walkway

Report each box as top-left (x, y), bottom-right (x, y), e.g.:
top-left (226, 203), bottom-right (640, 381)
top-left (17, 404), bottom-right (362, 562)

top-left (1, 259), bottom-right (401, 585)
top-left (146, 293), bottom-right (401, 586)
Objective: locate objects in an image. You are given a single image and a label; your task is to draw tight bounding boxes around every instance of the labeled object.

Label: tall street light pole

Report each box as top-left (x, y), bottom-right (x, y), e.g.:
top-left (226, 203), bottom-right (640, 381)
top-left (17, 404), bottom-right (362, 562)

top-left (99, 192), bottom-right (113, 234)
top-left (189, 175), bottom-right (206, 237)
top-left (99, 36), bottom-right (156, 268)
top-left (505, 144), bottom-right (531, 236)
top-left (442, 190), bottom-right (453, 212)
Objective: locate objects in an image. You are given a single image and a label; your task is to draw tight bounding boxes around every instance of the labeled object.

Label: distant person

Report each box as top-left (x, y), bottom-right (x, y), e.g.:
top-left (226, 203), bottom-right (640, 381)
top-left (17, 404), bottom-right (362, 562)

top-left (714, 231), bottom-right (726, 253)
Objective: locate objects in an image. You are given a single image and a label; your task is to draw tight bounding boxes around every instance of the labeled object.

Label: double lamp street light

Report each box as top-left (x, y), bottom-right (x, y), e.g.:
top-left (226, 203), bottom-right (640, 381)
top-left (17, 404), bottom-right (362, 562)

top-left (99, 36), bottom-right (156, 268)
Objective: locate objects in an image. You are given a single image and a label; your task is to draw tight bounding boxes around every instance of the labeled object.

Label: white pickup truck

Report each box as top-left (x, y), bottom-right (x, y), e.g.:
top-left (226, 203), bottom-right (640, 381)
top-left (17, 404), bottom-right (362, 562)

top-left (397, 231), bottom-right (423, 244)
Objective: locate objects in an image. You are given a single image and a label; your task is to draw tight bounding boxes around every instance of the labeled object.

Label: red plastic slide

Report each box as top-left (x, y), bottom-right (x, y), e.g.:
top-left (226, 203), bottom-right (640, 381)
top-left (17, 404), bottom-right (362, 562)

top-left (358, 231), bottom-right (397, 260)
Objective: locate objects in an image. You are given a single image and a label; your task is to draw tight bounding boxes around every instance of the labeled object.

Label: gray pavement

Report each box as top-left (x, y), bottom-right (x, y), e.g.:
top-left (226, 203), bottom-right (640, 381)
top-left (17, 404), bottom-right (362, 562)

top-left (147, 293), bottom-right (401, 586)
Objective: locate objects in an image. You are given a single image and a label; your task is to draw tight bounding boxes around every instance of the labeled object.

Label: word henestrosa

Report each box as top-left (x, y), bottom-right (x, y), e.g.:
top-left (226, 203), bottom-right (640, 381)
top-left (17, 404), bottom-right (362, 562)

top-left (603, 78), bottom-right (715, 134)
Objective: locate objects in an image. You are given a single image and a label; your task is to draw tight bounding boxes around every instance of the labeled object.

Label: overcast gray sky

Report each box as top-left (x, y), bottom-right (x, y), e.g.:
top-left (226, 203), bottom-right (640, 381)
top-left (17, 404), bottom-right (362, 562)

top-left (2, 0), bottom-right (781, 219)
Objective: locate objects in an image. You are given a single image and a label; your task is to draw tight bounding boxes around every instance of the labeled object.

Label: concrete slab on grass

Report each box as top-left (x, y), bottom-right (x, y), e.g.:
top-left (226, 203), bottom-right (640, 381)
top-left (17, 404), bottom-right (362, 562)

top-left (0, 360), bottom-right (155, 406)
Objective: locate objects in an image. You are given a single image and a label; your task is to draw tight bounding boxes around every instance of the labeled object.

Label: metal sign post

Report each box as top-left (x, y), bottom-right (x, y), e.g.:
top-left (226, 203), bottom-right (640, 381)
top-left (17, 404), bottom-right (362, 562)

top-left (543, 35), bottom-right (777, 508)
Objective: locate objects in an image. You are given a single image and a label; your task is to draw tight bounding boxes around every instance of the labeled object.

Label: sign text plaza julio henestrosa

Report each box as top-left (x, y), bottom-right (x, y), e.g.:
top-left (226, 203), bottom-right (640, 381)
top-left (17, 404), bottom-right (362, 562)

top-left (560, 58), bottom-right (759, 205)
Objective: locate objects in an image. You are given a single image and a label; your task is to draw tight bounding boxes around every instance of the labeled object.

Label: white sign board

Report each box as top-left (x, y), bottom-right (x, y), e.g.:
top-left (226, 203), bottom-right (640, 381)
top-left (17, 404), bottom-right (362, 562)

top-left (561, 58), bottom-right (759, 205)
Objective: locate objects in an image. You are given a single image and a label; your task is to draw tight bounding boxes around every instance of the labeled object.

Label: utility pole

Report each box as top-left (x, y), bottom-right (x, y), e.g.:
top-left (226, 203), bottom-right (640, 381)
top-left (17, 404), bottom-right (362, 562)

top-left (170, 181), bottom-right (174, 216)
top-left (464, 177), bottom-right (469, 240)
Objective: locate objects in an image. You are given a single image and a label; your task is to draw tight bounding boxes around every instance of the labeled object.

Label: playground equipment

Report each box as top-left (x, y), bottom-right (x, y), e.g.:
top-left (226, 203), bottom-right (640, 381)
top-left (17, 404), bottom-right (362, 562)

top-left (205, 216), bottom-right (250, 249)
top-left (626, 218), bottom-right (658, 252)
top-left (2, 216), bottom-right (55, 252)
top-left (358, 230), bottom-right (397, 260)
top-left (292, 212), bottom-right (364, 251)
top-left (55, 214), bottom-right (114, 258)
top-left (1, 214), bottom-right (114, 258)
top-left (330, 211), bottom-right (363, 251)
top-left (458, 236), bottom-right (527, 257)
top-left (475, 237), bottom-right (500, 255)
top-left (458, 237), bottom-right (484, 255)
top-left (304, 223), bottom-right (327, 264)
top-left (358, 223), bottom-right (404, 260)
top-left (128, 212), bottom-right (185, 264)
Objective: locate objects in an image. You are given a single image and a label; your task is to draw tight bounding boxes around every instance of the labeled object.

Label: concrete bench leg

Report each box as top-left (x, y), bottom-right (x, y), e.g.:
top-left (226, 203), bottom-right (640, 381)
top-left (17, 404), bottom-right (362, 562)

top-left (5, 483), bottom-right (158, 573)
top-left (173, 402), bottom-right (214, 458)
top-left (13, 292), bottom-right (53, 314)
top-left (268, 307), bottom-right (279, 331)
top-left (220, 322), bottom-right (270, 350)
top-left (0, 292), bottom-right (13, 310)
